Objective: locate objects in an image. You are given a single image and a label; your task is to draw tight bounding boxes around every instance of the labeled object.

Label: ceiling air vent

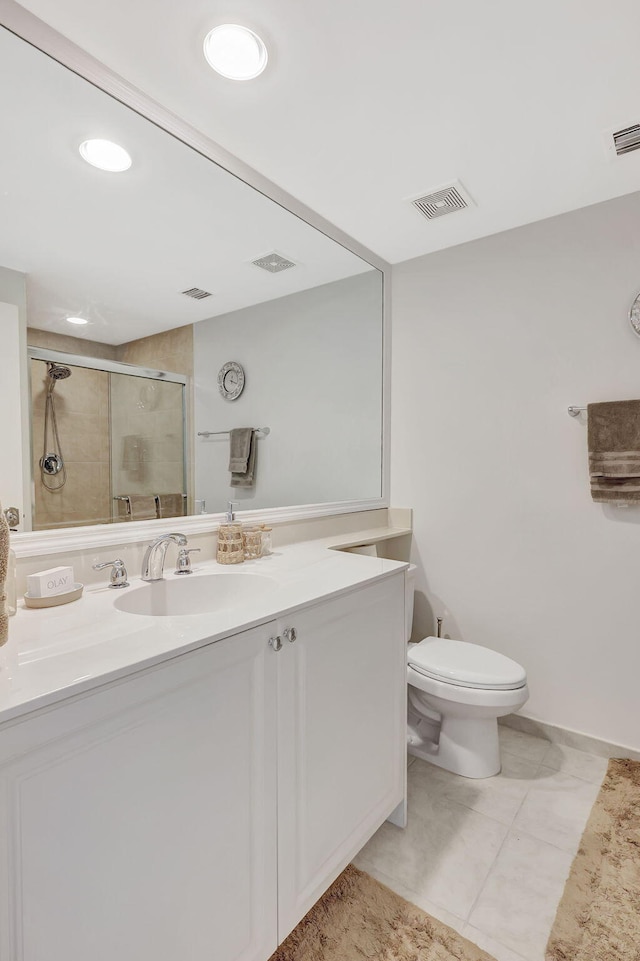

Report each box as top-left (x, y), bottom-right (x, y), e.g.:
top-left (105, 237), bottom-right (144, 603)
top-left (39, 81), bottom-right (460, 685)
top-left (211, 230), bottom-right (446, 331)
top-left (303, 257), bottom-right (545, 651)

top-left (252, 253), bottom-right (296, 273)
top-left (181, 287), bottom-right (212, 300)
top-left (411, 181), bottom-right (473, 221)
top-left (613, 124), bottom-right (640, 156)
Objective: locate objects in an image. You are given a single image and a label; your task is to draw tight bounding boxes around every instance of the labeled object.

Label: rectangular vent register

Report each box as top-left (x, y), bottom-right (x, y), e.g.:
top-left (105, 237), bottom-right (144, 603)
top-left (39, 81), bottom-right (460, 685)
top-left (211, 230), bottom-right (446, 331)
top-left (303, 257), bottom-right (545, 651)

top-left (613, 124), bottom-right (640, 156)
top-left (181, 287), bottom-right (212, 300)
top-left (411, 181), bottom-right (473, 221)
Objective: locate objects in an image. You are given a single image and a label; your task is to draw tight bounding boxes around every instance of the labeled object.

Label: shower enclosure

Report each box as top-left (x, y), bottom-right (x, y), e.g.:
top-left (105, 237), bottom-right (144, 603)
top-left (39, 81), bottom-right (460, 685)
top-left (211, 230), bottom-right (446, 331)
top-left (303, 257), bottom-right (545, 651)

top-left (28, 348), bottom-right (188, 531)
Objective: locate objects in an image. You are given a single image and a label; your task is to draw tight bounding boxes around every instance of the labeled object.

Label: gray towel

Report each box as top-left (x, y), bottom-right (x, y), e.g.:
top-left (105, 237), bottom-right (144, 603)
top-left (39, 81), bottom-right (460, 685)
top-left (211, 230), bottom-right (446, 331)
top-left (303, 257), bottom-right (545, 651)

top-left (588, 400), bottom-right (640, 502)
top-left (126, 494), bottom-right (158, 520)
top-left (230, 430), bottom-right (257, 488)
top-left (229, 428), bottom-right (254, 473)
top-left (115, 498), bottom-right (130, 521)
top-left (156, 493), bottom-right (185, 518)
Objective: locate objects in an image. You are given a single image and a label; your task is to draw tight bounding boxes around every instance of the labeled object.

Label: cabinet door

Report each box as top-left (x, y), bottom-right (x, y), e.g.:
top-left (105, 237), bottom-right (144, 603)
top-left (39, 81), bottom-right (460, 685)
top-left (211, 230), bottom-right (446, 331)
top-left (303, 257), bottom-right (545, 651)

top-left (0, 624), bottom-right (278, 961)
top-left (276, 573), bottom-right (405, 939)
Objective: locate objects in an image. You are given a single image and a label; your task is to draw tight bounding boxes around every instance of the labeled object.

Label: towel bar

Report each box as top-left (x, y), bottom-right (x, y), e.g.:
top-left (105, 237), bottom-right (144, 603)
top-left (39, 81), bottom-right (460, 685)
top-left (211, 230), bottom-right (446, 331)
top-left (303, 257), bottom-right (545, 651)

top-left (197, 427), bottom-right (270, 437)
top-left (568, 406), bottom-right (586, 417)
top-left (113, 494), bottom-right (187, 501)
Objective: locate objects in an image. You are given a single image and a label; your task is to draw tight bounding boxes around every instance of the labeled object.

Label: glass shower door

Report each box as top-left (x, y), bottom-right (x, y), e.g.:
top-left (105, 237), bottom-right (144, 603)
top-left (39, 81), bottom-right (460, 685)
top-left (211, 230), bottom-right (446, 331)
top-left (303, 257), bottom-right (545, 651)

top-left (109, 373), bottom-right (186, 522)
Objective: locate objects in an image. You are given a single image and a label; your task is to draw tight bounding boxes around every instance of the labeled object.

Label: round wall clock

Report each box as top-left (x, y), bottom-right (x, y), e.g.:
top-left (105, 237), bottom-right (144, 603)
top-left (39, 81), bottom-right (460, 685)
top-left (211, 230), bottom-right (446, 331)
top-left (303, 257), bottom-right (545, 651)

top-left (630, 292), bottom-right (640, 337)
top-left (217, 361), bottom-right (245, 401)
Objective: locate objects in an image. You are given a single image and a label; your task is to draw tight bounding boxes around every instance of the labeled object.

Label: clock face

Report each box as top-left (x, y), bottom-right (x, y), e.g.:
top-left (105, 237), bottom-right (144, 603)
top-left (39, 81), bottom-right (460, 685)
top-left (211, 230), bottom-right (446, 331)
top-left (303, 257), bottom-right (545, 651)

top-left (217, 361), bottom-right (245, 401)
top-left (630, 293), bottom-right (640, 337)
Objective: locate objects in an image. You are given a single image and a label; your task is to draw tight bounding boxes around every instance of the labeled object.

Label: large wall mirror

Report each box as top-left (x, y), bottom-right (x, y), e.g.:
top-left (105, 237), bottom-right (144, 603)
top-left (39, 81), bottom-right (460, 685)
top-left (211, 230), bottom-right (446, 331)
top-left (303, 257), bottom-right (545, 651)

top-left (0, 23), bottom-right (385, 537)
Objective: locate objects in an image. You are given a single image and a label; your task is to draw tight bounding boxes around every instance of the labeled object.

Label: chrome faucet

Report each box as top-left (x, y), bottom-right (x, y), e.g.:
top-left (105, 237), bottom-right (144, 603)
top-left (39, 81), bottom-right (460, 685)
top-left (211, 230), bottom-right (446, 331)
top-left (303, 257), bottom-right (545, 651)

top-left (141, 532), bottom-right (188, 582)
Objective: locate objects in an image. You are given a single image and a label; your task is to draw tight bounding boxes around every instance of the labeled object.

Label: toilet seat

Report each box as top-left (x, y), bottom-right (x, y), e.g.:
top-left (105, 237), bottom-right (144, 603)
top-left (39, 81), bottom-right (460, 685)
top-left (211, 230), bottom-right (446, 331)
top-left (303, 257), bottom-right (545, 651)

top-left (407, 665), bottom-right (529, 710)
top-left (408, 637), bottom-right (527, 691)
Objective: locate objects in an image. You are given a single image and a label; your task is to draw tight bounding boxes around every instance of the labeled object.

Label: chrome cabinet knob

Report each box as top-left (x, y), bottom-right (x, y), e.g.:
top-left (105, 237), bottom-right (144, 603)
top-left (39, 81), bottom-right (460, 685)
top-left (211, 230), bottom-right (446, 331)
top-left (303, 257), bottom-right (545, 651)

top-left (282, 627), bottom-right (297, 643)
top-left (269, 635), bottom-right (283, 652)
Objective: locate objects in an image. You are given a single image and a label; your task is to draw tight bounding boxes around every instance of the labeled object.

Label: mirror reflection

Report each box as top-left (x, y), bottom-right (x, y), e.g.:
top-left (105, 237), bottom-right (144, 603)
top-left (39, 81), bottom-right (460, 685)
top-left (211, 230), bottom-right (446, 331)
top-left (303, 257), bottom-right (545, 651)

top-left (29, 348), bottom-right (187, 530)
top-left (0, 26), bottom-right (383, 533)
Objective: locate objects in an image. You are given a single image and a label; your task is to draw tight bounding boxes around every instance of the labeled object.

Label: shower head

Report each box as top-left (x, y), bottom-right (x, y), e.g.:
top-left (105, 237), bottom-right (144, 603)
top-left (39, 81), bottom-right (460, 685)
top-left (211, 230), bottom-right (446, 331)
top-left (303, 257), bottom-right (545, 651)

top-left (47, 362), bottom-right (72, 382)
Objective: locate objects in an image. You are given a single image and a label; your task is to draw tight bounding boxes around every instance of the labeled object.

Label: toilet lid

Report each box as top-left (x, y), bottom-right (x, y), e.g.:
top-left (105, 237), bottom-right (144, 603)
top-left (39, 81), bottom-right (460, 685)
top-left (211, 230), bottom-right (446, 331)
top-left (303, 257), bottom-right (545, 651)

top-left (408, 638), bottom-right (527, 690)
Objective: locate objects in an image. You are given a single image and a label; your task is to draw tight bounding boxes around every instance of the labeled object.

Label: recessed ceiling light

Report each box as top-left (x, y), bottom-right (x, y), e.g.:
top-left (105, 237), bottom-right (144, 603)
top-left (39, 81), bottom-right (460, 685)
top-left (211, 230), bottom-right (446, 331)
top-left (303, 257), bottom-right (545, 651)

top-left (79, 139), bottom-right (132, 173)
top-left (203, 24), bottom-right (268, 81)
top-left (66, 316), bottom-right (88, 325)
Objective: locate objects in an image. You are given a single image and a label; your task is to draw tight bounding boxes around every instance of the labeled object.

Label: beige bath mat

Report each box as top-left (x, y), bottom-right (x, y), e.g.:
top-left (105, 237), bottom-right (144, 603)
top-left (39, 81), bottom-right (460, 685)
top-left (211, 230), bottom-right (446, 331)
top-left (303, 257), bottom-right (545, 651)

top-left (269, 760), bottom-right (640, 961)
top-left (546, 757), bottom-right (640, 961)
top-left (269, 863), bottom-right (494, 961)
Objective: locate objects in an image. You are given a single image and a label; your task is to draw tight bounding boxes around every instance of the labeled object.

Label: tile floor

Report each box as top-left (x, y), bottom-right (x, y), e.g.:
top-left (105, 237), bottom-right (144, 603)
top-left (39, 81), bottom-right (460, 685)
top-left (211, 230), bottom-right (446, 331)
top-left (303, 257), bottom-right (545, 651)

top-left (353, 726), bottom-right (609, 961)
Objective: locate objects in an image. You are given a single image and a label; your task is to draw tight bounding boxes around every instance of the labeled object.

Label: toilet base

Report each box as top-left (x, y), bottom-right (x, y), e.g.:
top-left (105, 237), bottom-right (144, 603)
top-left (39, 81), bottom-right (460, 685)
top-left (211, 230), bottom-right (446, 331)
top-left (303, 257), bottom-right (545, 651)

top-left (408, 715), bottom-right (501, 779)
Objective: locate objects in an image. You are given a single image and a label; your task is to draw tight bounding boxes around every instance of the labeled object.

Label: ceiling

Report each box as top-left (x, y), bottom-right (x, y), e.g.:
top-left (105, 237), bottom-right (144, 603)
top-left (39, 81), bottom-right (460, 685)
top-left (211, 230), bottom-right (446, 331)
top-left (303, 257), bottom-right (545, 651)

top-left (0, 24), bottom-right (371, 344)
top-left (11, 0), bottom-right (640, 265)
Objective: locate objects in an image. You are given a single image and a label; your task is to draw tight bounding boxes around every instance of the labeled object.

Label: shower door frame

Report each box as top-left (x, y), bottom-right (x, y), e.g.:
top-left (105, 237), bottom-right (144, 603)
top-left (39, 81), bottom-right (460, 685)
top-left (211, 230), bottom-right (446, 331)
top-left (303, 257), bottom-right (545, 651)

top-left (27, 346), bottom-right (189, 531)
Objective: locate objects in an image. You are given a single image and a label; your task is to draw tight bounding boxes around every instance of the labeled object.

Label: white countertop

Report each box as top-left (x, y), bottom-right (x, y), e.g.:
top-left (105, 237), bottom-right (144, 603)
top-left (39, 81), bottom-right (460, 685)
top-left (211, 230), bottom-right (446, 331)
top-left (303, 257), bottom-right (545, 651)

top-left (0, 534), bottom-right (408, 726)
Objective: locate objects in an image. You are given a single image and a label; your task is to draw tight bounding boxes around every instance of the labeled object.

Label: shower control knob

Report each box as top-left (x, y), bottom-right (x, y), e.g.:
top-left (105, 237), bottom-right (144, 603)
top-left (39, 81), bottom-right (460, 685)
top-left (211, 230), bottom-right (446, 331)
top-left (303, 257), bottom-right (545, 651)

top-left (40, 453), bottom-right (64, 475)
top-left (269, 635), bottom-right (283, 652)
top-left (282, 627), bottom-right (297, 643)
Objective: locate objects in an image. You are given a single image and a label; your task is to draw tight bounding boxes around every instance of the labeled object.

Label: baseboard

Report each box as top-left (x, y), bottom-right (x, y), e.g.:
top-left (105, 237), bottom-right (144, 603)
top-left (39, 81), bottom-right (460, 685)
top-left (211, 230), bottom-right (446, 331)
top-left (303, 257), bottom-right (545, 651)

top-left (500, 713), bottom-right (640, 762)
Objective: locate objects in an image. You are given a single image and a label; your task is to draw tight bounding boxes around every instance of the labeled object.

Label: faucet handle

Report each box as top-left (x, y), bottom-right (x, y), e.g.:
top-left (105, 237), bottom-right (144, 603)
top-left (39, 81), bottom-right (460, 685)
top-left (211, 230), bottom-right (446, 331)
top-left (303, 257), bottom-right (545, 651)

top-left (174, 548), bottom-right (201, 575)
top-left (93, 558), bottom-right (129, 589)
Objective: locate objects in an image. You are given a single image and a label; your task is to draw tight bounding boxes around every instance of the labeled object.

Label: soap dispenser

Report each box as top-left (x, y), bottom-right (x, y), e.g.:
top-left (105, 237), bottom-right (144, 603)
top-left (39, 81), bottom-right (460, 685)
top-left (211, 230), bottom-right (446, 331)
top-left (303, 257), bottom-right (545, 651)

top-left (217, 501), bottom-right (244, 565)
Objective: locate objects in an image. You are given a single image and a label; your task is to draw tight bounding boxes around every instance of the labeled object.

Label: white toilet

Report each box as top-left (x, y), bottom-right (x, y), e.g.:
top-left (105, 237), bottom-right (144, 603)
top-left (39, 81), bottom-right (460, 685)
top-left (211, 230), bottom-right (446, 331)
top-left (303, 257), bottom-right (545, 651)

top-left (404, 567), bottom-right (529, 779)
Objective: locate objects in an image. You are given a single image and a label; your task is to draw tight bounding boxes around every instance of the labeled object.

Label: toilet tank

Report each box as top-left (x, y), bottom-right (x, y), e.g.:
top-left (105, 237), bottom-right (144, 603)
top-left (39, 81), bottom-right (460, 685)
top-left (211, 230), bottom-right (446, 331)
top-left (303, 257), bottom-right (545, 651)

top-left (405, 564), bottom-right (416, 642)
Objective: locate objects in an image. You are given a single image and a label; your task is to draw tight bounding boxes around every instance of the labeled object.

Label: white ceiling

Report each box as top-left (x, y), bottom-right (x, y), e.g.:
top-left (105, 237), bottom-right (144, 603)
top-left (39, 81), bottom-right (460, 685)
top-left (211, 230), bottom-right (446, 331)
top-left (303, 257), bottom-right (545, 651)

top-left (12, 0), bottom-right (640, 264)
top-left (0, 25), bottom-right (371, 344)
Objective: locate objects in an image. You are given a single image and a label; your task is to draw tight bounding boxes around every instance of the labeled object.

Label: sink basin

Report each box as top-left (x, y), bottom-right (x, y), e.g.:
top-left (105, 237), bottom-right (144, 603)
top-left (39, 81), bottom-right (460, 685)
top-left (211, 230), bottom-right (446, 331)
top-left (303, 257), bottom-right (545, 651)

top-left (114, 572), bottom-right (277, 617)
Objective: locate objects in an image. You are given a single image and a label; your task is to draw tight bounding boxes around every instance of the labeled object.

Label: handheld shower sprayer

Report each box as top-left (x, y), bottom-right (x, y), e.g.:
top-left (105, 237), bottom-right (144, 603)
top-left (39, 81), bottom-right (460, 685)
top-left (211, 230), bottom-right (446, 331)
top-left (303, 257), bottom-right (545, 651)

top-left (40, 361), bottom-right (72, 490)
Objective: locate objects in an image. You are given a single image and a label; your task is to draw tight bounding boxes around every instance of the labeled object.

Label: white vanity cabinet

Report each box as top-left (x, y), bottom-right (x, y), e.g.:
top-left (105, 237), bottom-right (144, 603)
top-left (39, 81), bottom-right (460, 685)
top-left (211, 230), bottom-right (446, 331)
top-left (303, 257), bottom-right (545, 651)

top-left (0, 623), bottom-right (279, 961)
top-left (0, 571), bottom-right (405, 961)
top-left (276, 576), bottom-right (406, 939)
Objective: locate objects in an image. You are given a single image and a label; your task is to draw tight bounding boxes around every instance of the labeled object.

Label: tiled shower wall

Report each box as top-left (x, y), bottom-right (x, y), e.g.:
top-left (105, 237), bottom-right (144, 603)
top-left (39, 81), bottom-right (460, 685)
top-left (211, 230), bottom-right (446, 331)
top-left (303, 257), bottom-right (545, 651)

top-left (27, 327), bottom-right (118, 362)
top-left (30, 359), bottom-right (111, 530)
top-left (116, 326), bottom-right (193, 376)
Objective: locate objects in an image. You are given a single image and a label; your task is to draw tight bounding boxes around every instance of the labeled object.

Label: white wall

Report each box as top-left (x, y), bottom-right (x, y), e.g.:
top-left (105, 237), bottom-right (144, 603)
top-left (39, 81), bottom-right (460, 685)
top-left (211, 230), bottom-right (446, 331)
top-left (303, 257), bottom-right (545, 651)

top-left (391, 191), bottom-right (640, 752)
top-left (0, 266), bottom-right (29, 528)
top-left (0, 302), bottom-right (24, 517)
top-left (193, 273), bottom-right (383, 512)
